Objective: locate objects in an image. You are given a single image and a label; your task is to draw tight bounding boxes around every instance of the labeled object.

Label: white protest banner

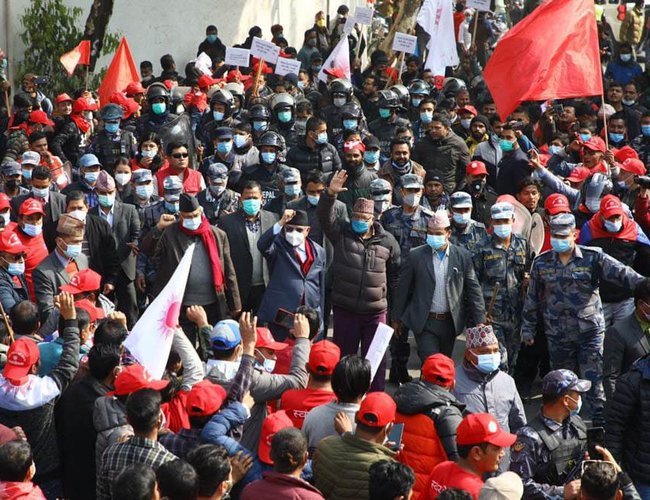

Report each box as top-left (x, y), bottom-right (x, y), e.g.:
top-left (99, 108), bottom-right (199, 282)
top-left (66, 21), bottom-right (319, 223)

top-left (466, 0), bottom-right (491, 11)
top-left (124, 243), bottom-right (196, 379)
top-left (250, 37), bottom-right (280, 64)
top-left (365, 323), bottom-right (394, 383)
top-left (225, 47), bottom-right (250, 67)
top-left (392, 32), bottom-right (418, 54)
top-left (194, 52), bottom-right (213, 75)
top-left (343, 16), bottom-right (356, 35)
top-left (354, 6), bottom-right (374, 25)
top-left (318, 35), bottom-right (351, 83)
top-left (275, 57), bottom-right (302, 76)
top-left (417, 0), bottom-right (459, 75)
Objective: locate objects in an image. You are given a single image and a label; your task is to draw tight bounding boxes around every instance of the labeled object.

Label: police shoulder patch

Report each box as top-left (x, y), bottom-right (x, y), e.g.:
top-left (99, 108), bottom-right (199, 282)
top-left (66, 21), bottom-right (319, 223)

top-left (512, 441), bottom-right (526, 452)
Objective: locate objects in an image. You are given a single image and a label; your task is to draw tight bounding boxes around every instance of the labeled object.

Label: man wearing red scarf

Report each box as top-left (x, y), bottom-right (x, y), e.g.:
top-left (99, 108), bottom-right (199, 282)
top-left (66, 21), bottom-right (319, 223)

top-left (151, 193), bottom-right (241, 356)
top-left (50, 97), bottom-right (96, 168)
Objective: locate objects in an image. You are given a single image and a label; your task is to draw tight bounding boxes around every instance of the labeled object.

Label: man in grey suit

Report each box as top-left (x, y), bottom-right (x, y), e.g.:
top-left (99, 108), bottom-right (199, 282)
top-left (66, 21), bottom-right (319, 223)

top-left (603, 280), bottom-right (650, 399)
top-left (90, 171), bottom-right (140, 327)
top-left (392, 211), bottom-right (486, 361)
top-left (32, 212), bottom-right (89, 321)
top-left (219, 180), bottom-right (279, 313)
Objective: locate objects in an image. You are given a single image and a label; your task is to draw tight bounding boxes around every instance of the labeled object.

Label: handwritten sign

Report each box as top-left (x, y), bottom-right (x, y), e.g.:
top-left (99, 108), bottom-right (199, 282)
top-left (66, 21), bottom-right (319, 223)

top-left (250, 37), bottom-right (280, 64)
top-left (343, 16), bottom-right (356, 35)
top-left (466, 0), bottom-right (491, 11)
top-left (225, 47), bottom-right (250, 67)
top-left (392, 32), bottom-right (418, 54)
top-left (365, 323), bottom-right (394, 383)
top-left (354, 6), bottom-right (374, 25)
top-left (275, 57), bottom-right (302, 76)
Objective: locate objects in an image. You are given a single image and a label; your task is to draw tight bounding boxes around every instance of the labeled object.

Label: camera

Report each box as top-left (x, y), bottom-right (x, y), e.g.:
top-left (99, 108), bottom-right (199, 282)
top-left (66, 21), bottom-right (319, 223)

top-left (34, 75), bottom-right (50, 86)
top-left (636, 175), bottom-right (650, 188)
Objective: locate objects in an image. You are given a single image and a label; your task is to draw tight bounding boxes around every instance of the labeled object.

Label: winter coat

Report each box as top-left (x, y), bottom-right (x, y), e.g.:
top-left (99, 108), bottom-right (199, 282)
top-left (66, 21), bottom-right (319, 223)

top-left (412, 131), bottom-right (471, 193)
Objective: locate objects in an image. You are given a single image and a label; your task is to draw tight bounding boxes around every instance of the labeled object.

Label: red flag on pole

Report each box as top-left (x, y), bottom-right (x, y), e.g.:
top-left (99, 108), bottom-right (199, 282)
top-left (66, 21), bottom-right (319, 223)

top-left (98, 37), bottom-right (140, 106)
top-left (483, 0), bottom-right (603, 120)
top-left (59, 40), bottom-right (91, 76)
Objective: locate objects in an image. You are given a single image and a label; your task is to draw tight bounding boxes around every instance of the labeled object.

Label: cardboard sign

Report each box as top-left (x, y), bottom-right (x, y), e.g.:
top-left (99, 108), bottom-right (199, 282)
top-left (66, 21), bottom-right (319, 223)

top-left (354, 6), bottom-right (374, 25)
top-left (225, 47), bottom-right (250, 67)
top-left (466, 0), bottom-right (491, 11)
top-left (275, 57), bottom-right (302, 76)
top-left (343, 15), bottom-right (356, 35)
top-left (250, 37), bottom-right (280, 64)
top-left (392, 32), bottom-right (418, 54)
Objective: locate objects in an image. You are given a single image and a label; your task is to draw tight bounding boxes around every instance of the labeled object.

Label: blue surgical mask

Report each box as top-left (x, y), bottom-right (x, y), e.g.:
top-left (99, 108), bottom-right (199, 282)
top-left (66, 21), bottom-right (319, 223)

top-left (579, 133), bottom-right (592, 142)
top-left (32, 187), bottom-right (49, 198)
top-left (604, 219), bottom-right (622, 232)
top-left (242, 198), bottom-right (261, 216)
top-left (642, 125), bottom-right (650, 137)
top-left (621, 53), bottom-right (632, 62)
top-left (141, 149), bottom-right (157, 158)
top-left (567, 395), bottom-right (582, 416)
top-left (426, 234), bottom-right (447, 249)
top-left (22, 169), bottom-right (32, 180)
top-left (217, 141), bottom-right (232, 154)
top-left (609, 132), bottom-right (624, 143)
top-left (104, 122), bottom-right (119, 134)
top-left (411, 98), bottom-right (422, 108)
top-left (420, 111), bottom-right (433, 124)
top-left (233, 134), bottom-right (248, 148)
top-left (207, 34), bottom-right (218, 43)
top-left (551, 237), bottom-right (571, 253)
top-left (312, 65), bottom-right (322, 73)
top-left (453, 212), bottom-right (471, 225)
top-left (307, 195), bottom-right (320, 206)
top-left (315, 132), bottom-right (328, 144)
top-left (84, 171), bottom-right (99, 184)
top-left (64, 243), bottom-right (82, 259)
top-left (253, 121), bottom-right (268, 131)
top-left (98, 194), bottom-right (115, 208)
top-left (548, 145), bottom-right (563, 155)
top-left (343, 119), bottom-right (358, 130)
top-left (213, 111), bottom-right (225, 121)
top-left (493, 224), bottom-right (512, 238)
top-left (379, 108), bottom-right (391, 119)
top-left (151, 102), bottom-right (166, 115)
top-left (261, 151), bottom-right (276, 164)
top-left (364, 151), bottom-right (380, 164)
top-left (277, 110), bottom-right (292, 123)
top-left (22, 223), bottom-right (42, 237)
top-left (285, 184), bottom-right (301, 196)
top-left (182, 216), bottom-right (202, 231)
top-left (499, 139), bottom-right (514, 152)
top-left (164, 201), bottom-right (179, 213)
top-left (6, 261), bottom-right (25, 276)
top-left (136, 185), bottom-right (153, 199)
top-left (351, 219), bottom-right (369, 234)
top-left (476, 352), bottom-right (501, 374)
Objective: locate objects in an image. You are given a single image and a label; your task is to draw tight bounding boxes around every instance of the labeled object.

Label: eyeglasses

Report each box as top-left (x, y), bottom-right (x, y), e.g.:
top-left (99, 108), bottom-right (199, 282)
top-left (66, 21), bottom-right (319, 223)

top-left (171, 152), bottom-right (189, 159)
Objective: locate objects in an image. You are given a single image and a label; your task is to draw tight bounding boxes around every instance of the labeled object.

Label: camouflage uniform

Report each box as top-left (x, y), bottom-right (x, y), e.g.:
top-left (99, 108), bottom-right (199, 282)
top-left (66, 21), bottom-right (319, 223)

top-left (380, 205), bottom-right (433, 255)
top-left (450, 219), bottom-right (488, 254)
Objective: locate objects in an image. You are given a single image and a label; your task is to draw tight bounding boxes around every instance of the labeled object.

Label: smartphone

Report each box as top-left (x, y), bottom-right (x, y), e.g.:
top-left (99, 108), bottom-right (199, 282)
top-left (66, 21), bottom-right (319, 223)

top-left (386, 423), bottom-right (405, 451)
top-left (587, 427), bottom-right (605, 459)
top-left (273, 308), bottom-right (295, 330)
top-left (34, 75), bottom-right (50, 85)
top-left (553, 103), bottom-right (564, 115)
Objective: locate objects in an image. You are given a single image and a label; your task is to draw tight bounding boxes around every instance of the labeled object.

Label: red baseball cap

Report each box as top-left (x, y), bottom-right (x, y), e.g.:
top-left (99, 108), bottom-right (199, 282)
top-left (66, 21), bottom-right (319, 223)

top-left (422, 353), bottom-right (455, 385)
top-left (565, 166), bottom-right (591, 183)
top-left (198, 75), bottom-right (218, 90)
top-left (458, 105), bottom-right (478, 116)
top-left (258, 410), bottom-right (294, 465)
top-left (124, 81), bottom-right (145, 96)
top-left (581, 136), bottom-right (606, 153)
top-left (55, 93), bottom-right (73, 104)
top-left (621, 158), bottom-right (646, 175)
top-left (186, 379), bottom-right (227, 417)
top-left (456, 413), bottom-right (516, 447)
top-left (20, 198), bottom-right (46, 216)
top-left (600, 194), bottom-right (624, 219)
top-left (0, 193), bottom-right (10, 211)
top-left (28, 110), bottom-right (54, 127)
top-left (466, 160), bottom-right (488, 176)
top-left (74, 299), bottom-right (105, 322)
top-left (3, 338), bottom-right (40, 384)
top-left (324, 67), bottom-right (346, 79)
top-left (544, 193), bottom-right (571, 215)
top-left (0, 231), bottom-right (26, 255)
top-left (614, 145), bottom-right (639, 163)
top-left (356, 392), bottom-right (396, 428)
top-left (107, 364), bottom-right (170, 396)
top-left (60, 269), bottom-right (102, 294)
top-left (72, 97), bottom-right (98, 114)
top-left (256, 327), bottom-right (288, 351)
top-left (307, 340), bottom-right (341, 376)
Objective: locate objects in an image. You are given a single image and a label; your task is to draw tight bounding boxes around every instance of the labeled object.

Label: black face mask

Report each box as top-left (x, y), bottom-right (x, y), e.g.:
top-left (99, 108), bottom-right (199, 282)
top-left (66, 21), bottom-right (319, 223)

top-left (469, 179), bottom-right (486, 195)
top-left (5, 180), bottom-right (19, 190)
top-left (345, 161), bottom-right (363, 174)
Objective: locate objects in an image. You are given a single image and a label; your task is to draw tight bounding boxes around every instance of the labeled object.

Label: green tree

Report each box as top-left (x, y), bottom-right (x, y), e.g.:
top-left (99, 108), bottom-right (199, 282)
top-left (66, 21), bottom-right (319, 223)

top-left (16, 0), bottom-right (119, 98)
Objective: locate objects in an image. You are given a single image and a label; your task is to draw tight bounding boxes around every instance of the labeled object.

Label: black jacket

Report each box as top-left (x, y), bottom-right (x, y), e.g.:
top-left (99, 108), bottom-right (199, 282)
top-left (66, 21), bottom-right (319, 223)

top-left (50, 120), bottom-right (83, 166)
top-left (286, 137), bottom-right (341, 181)
top-left (197, 37), bottom-right (226, 62)
top-left (495, 148), bottom-right (531, 196)
top-left (84, 214), bottom-right (121, 287)
top-left (412, 131), bottom-right (471, 193)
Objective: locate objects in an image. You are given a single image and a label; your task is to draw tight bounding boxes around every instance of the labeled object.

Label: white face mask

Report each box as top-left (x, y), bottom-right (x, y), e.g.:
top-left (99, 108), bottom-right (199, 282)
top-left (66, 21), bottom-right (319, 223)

top-left (285, 230), bottom-right (305, 247)
top-left (114, 172), bottom-right (132, 186)
top-left (403, 193), bottom-right (421, 207)
top-left (68, 209), bottom-right (87, 221)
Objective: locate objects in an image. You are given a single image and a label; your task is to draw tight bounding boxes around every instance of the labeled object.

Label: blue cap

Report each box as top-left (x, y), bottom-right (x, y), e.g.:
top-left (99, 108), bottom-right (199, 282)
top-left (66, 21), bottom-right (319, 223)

top-left (100, 103), bottom-right (124, 121)
top-left (542, 369), bottom-right (591, 396)
top-left (450, 191), bottom-right (473, 209)
top-left (212, 127), bottom-right (233, 140)
top-left (401, 173), bottom-right (423, 189)
top-left (370, 178), bottom-right (392, 200)
top-left (549, 213), bottom-right (576, 236)
top-left (163, 175), bottom-right (183, 192)
top-left (20, 151), bottom-right (41, 166)
top-left (79, 153), bottom-right (102, 168)
top-left (132, 169), bottom-right (153, 183)
top-left (490, 202), bottom-right (514, 220)
top-left (282, 167), bottom-right (301, 183)
top-left (1, 161), bottom-right (22, 176)
top-left (207, 163), bottom-right (228, 181)
top-left (211, 319), bottom-right (241, 350)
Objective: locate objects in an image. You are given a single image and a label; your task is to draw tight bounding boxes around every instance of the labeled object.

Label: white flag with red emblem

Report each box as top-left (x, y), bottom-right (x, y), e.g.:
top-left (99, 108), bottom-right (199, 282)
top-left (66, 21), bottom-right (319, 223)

top-left (318, 35), bottom-right (350, 83)
top-left (124, 243), bottom-right (196, 378)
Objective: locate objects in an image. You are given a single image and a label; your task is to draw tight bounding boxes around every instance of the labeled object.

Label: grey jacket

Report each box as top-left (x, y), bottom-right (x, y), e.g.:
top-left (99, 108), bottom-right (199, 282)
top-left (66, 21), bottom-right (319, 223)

top-left (93, 397), bottom-right (131, 473)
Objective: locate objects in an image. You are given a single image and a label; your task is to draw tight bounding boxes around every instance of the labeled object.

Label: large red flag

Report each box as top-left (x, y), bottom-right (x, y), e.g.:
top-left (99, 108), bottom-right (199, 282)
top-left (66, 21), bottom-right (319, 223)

top-left (98, 37), bottom-right (139, 106)
top-left (59, 40), bottom-right (91, 76)
top-left (483, 0), bottom-right (603, 120)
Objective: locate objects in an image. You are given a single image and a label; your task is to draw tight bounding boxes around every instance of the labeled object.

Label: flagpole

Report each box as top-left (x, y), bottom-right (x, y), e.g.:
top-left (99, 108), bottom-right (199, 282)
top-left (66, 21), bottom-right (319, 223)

top-left (3, 88), bottom-right (9, 118)
top-left (471, 12), bottom-right (479, 50)
top-left (397, 51), bottom-right (406, 84)
top-left (252, 60), bottom-right (264, 97)
top-left (85, 65), bottom-right (90, 91)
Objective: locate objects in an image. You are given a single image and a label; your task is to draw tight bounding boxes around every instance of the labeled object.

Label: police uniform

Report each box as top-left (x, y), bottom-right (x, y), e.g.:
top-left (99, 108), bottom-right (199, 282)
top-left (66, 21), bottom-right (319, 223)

top-left (266, 167), bottom-right (302, 216)
top-left (448, 192), bottom-right (487, 254)
top-left (370, 178), bottom-right (396, 218)
top-left (90, 103), bottom-right (136, 170)
top-left (521, 213), bottom-right (646, 423)
top-left (510, 370), bottom-right (590, 499)
top-left (197, 163), bottom-right (240, 224)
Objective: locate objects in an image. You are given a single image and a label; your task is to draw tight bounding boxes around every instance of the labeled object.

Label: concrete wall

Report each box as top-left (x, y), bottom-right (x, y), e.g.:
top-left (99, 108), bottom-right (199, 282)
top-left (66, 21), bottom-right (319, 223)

top-left (0, 0), bottom-right (368, 82)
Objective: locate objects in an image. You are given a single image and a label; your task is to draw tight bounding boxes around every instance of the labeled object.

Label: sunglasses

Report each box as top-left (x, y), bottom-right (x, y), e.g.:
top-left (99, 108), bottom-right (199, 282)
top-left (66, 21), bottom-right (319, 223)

top-left (171, 152), bottom-right (189, 159)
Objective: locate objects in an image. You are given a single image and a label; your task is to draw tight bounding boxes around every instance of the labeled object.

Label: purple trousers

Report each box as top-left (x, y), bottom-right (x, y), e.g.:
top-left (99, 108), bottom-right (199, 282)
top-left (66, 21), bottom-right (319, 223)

top-left (332, 306), bottom-right (387, 391)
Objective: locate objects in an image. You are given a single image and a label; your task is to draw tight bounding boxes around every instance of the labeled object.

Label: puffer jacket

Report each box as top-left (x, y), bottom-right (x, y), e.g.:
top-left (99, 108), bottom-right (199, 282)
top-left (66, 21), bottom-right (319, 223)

top-left (286, 137), bottom-right (341, 181)
top-left (394, 381), bottom-right (465, 500)
top-left (317, 191), bottom-right (401, 314)
top-left (620, 6), bottom-right (645, 45)
top-left (412, 131), bottom-right (471, 193)
top-left (92, 396), bottom-right (132, 472)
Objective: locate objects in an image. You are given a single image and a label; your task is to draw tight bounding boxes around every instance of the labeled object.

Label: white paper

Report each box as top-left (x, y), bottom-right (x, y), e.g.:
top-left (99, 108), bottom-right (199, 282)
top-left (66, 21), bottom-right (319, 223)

top-left (124, 243), bottom-right (196, 379)
top-left (466, 0), bottom-right (491, 11)
top-left (354, 6), bottom-right (374, 25)
top-left (275, 57), bottom-right (302, 76)
top-left (225, 47), bottom-right (250, 68)
top-left (392, 32), bottom-right (418, 54)
top-left (365, 323), bottom-right (394, 383)
top-left (194, 52), bottom-right (213, 75)
top-left (343, 16), bottom-right (355, 35)
top-left (250, 37), bottom-right (281, 64)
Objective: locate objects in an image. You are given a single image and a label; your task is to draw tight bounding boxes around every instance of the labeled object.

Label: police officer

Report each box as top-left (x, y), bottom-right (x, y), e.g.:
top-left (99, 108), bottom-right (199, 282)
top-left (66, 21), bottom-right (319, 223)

top-left (449, 192), bottom-right (487, 253)
top-left (522, 213), bottom-right (647, 425)
top-left (269, 93), bottom-right (299, 150)
top-left (197, 163), bottom-right (240, 224)
top-left (510, 369), bottom-right (590, 500)
top-left (140, 175), bottom-right (182, 237)
top-left (473, 202), bottom-right (532, 371)
top-left (407, 79), bottom-right (431, 123)
top-left (266, 167), bottom-right (302, 215)
top-left (320, 78), bottom-right (355, 141)
top-left (368, 89), bottom-right (410, 163)
top-left (123, 169), bottom-right (158, 220)
top-left (249, 103), bottom-right (273, 142)
top-left (240, 131), bottom-right (288, 207)
top-left (332, 102), bottom-right (368, 155)
top-left (196, 88), bottom-right (236, 153)
top-left (200, 127), bottom-right (244, 176)
top-left (370, 178), bottom-right (395, 217)
top-left (90, 103), bottom-right (136, 172)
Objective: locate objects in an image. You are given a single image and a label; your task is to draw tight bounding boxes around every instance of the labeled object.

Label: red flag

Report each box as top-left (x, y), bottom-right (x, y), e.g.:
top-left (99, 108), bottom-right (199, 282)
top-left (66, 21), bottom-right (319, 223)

top-left (98, 37), bottom-right (140, 106)
top-left (483, 0), bottom-right (603, 120)
top-left (59, 40), bottom-right (91, 76)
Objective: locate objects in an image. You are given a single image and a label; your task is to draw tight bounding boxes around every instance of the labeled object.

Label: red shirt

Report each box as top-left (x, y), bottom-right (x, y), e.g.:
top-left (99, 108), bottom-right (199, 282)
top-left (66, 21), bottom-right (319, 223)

top-left (280, 388), bottom-right (336, 428)
top-left (426, 461), bottom-right (484, 500)
top-left (155, 165), bottom-right (205, 195)
top-left (12, 227), bottom-right (48, 301)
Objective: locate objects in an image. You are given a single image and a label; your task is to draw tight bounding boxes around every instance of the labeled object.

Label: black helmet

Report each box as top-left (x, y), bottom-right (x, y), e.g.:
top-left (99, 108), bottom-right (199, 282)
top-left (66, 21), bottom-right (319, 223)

top-left (258, 131), bottom-right (283, 149)
top-left (408, 79), bottom-right (431, 97)
top-left (442, 77), bottom-right (466, 98)
top-left (340, 102), bottom-right (363, 119)
top-left (377, 89), bottom-right (400, 109)
top-left (210, 89), bottom-right (235, 117)
top-left (146, 82), bottom-right (170, 103)
top-left (249, 103), bottom-right (271, 121)
top-left (328, 78), bottom-right (353, 97)
top-left (270, 93), bottom-right (295, 112)
top-left (223, 82), bottom-right (244, 100)
top-left (389, 84), bottom-right (410, 108)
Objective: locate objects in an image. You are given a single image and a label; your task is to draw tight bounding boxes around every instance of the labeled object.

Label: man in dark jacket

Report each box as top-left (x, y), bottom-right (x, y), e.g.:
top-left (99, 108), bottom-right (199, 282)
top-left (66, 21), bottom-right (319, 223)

top-left (196, 25), bottom-right (226, 63)
top-left (495, 125), bottom-right (532, 196)
top-left (333, 140), bottom-right (377, 214)
top-left (89, 104), bottom-right (136, 172)
top-left (286, 117), bottom-right (341, 182)
top-left (317, 170), bottom-right (400, 391)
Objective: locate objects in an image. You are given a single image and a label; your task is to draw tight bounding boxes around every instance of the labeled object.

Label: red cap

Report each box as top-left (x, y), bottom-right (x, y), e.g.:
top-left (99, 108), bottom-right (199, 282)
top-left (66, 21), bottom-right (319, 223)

top-left (0, 193), bottom-right (10, 211)
top-left (198, 75), bottom-right (217, 90)
top-left (258, 410), bottom-right (293, 465)
top-left (614, 145), bottom-right (639, 163)
top-left (109, 92), bottom-right (140, 120)
top-left (60, 269), bottom-right (102, 294)
top-left (621, 158), bottom-right (647, 175)
top-left (343, 140), bottom-right (366, 153)
top-left (74, 299), bottom-right (105, 322)
top-left (422, 353), bottom-right (455, 385)
top-left (307, 340), bottom-right (341, 376)
top-left (581, 136), bottom-right (606, 153)
top-left (356, 392), bottom-right (396, 427)
top-left (324, 67), bottom-right (346, 79)
top-left (28, 110), bottom-right (54, 126)
top-left (3, 338), bottom-right (40, 384)
top-left (457, 105), bottom-right (478, 116)
top-left (19, 198), bottom-right (45, 216)
top-left (108, 364), bottom-right (170, 396)
top-left (72, 97), bottom-right (98, 114)
top-left (565, 166), bottom-right (592, 183)
top-left (466, 160), bottom-right (488, 176)
top-left (124, 81), bottom-right (145, 96)
top-left (256, 327), bottom-right (288, 351)
top-left (186, 379), bottom-right (227, 417)
top-left (55, 93), bottom-right (73, 104)
top-left (600, 194), bottom-right (624, 218)
top-left (544, 193), bottom-right (571, 215)
top-left (456, 413), bottom-right (516, 447)
top-left (0, 231), bottom-right (26, 255)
